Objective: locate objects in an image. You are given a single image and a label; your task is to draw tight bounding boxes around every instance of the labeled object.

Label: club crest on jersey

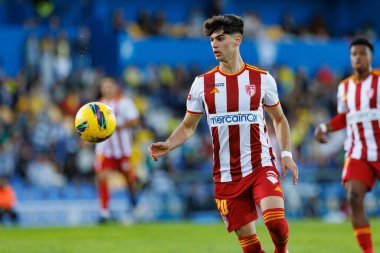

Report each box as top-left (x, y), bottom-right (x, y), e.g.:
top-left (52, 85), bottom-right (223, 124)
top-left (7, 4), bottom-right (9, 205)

top-left (245, 84), bottom-right (256, 97)
top-left (187, 93), bottom-right (192, 100)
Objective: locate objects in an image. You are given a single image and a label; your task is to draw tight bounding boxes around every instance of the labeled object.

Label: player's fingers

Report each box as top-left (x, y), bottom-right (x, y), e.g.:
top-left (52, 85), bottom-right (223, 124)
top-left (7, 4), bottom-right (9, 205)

top-left (292, 165), bottom-right (299, 185)
top-left (317, 134), bottom-right (328, 144)
top-left (148, 146), bottom-right (158, 160)
top-left (281, 164), bottom-right (286, 178)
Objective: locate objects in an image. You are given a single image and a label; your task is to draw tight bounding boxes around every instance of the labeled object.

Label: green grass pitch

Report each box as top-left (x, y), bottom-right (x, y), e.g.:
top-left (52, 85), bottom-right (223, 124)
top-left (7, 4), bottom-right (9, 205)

top-left (0, 219), bottom-right (379, 253)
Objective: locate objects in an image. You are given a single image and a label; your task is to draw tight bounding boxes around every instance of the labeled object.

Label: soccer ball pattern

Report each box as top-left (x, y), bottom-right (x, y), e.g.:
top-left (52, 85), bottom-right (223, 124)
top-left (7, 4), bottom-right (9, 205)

top-left (75, 102), bottom-right (116, 143)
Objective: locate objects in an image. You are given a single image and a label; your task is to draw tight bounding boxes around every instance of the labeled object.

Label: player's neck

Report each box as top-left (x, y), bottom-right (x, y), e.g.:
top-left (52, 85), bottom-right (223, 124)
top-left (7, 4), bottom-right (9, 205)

top-left (219, 56), bottom-right (244, 75)
top-left (354, 68), bottom-right (371, 83)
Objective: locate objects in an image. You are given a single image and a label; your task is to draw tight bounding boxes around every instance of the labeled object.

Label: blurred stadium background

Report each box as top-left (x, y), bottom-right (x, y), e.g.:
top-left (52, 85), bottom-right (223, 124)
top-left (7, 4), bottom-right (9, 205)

top-left (0, 0), bottom-right (380, 230)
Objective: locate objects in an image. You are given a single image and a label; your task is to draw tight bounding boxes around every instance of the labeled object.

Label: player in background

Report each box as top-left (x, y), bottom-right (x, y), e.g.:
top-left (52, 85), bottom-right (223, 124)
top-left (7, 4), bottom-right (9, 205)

top-left (149, 14), bottom-right (298, 253)
top-left (95, 77), bottom-right (140, 223)
top-left (0, 177), bottom-right (19, 225)
top-left (315, 37), bottom-right (378, 253)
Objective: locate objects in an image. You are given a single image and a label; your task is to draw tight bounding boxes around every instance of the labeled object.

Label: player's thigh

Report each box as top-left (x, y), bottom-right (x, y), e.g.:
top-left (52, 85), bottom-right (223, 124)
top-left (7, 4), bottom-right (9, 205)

top-left (215, 191), bottom-right (258, 233)
top-left (95, 157), bottom-right (116, 179)
top-left (117, 157), bottom-right (137, 182)
top-left (260, 196), bottom-right (284, 212)
top-left (343, 157), bottom-right (375, 190)
top-left (251, 166), bottom-right (284, 208)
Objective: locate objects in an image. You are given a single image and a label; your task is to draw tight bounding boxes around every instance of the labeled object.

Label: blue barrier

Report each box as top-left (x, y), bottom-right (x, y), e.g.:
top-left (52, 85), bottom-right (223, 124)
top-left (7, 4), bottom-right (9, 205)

top-left (118, 35), bottom-right (380, 74)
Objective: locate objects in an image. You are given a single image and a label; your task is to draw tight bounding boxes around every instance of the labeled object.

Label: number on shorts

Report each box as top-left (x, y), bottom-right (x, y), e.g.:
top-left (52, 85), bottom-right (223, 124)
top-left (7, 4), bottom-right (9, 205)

top-left (215, 199), bottom-right (229, 215)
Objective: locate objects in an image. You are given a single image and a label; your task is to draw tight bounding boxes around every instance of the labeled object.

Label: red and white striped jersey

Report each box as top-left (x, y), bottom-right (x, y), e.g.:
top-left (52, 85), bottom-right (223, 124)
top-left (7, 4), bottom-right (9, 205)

top-left (337, 70), bottom-right (380, 161)
top-left (187, 63), bottom-right (279, 193)
top-left (95, 96), bottom-right (139, 158)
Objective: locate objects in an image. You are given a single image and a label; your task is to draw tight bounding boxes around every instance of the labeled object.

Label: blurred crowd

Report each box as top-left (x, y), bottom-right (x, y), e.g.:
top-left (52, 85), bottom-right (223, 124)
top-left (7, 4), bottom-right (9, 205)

top-left (0, 0), bottom-right (377, 219)
top-left (2, 0), bottom-right (377, 40)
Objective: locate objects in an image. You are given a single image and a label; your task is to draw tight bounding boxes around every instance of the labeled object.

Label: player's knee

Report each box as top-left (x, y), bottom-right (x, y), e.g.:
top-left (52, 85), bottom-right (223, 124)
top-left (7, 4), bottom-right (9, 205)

top-left (347, 191), bottom-right (364, 209)
top-left (96, 171), bottom-right (110, 180)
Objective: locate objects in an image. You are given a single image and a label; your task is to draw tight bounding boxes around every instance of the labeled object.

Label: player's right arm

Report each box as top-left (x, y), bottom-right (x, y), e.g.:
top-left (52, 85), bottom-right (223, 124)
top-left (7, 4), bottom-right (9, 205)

top-left (315, 81), bottom-right (347, 143)
top-left (315, 113), bottom-right (346, 143)
top-left (148, 112), bottom-right (202, 161)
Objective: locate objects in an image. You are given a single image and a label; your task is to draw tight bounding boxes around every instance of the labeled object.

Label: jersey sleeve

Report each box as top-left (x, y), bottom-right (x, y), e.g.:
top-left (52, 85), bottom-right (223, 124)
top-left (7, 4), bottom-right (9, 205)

top-left (117, 97), bottom-right (139, 126)
top-left (263, 73), bottom-right (280, 107)
top-left (337, 83), bottom-right (347, 113)
top-left (186, 77), bottom-right (204, 114)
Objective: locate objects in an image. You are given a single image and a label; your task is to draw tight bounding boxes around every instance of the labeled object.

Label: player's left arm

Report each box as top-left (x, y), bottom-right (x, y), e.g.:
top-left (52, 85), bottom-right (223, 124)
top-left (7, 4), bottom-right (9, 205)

top-left (266, 104), bottom-right (298, 185)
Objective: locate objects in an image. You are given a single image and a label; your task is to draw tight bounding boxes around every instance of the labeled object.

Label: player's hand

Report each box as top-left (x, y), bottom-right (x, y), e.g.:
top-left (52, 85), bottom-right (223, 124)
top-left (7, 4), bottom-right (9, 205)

top-left (148, 142), bottom-right (170, 161)
top-left (281, 157), bottom-right (298, 185)
top-left (314, 124), bottom-right (328, 143)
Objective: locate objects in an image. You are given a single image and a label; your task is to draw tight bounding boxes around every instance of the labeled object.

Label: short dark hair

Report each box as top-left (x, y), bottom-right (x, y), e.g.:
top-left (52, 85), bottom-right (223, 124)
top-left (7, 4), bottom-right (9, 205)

top-left (350, 37), bottom-right (374, 53)
top-left (203, 14), bottom-right (244, 36)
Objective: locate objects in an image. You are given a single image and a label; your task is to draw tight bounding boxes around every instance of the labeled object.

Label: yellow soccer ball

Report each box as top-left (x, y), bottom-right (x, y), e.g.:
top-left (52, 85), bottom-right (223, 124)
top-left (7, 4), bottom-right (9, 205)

top-left (74, 102), bottom-right (116, 143)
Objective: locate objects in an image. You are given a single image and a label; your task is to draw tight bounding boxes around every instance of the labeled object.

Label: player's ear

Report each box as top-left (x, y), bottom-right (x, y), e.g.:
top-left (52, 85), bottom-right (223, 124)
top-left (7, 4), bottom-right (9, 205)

top-left (233, 33), bottom-right (242, 46)
top-left (370, 50), bottom-right (374, 63)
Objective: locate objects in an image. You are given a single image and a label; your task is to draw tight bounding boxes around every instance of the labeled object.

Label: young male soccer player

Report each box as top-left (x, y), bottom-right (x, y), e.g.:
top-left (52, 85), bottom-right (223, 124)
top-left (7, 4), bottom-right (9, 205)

top-left (315, 37), bottom-right (378, 253)
top-left (95, 77), bottom-right (140, 223)
top-left (148, 14), bottom-right (298, 253)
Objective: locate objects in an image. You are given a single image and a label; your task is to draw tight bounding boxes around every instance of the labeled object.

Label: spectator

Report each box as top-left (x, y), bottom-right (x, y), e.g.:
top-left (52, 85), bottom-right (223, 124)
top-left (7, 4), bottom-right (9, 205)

top-left (55, 32), bottom-right (72, 82)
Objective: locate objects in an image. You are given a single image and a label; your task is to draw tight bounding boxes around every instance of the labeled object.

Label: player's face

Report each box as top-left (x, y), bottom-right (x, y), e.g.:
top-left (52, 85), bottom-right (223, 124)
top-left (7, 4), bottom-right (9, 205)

top-left (100, 79), bottom-right (118, 99)
top-left (350, 45), bottom-right (372, 72)
top-left (210, 30), bottom-right (238, 62)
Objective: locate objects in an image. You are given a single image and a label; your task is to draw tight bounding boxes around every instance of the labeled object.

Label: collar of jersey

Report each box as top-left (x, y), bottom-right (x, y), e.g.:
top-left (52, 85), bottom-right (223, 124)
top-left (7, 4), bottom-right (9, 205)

top-left (217, 62), bottom-right (246, 77)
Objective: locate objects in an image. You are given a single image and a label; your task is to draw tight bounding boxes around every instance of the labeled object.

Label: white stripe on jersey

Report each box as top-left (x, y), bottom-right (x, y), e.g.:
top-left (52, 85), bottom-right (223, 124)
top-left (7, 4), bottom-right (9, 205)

top-left (214, 72), bottom-right (232, 182)
top-left (361, 77), bottom-right (377, 160)
top-left (261, 123), bottom-right (274, 167)
top-left (237, 71), bottom-right (253, 177)
top-left (348, 81), bottom-right (363, 159)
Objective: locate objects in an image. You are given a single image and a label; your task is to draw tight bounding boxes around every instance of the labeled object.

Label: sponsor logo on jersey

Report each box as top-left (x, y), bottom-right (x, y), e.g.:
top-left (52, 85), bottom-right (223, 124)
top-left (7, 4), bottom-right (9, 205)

top-left (209, 111), bottom-right (260, 127)
top-left (274, 186), bottom-right (282, 192)
top-left (206, 82), bottom-right (225, 88)
top-left (245, 84), bottom-right (256, 97)
top-left (347, 108), bottom-right (380, 124)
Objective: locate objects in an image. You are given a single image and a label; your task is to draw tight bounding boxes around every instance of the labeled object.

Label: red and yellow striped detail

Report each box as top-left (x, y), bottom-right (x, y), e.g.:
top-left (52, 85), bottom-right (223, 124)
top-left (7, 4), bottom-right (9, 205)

top-left (340, 75), bottom-right (353, 85)
top-left (371, 69), bottom-right (380, 76)
top-left (218, 63), bottom-right (247, 76)
top-left (263, 210), bottom-right (285, 224)
top-left (246, 64), bottom-right (268, 75)
top-left (239, 234), bottom-right (260, 247)
top-left (354, 226), bottom-right (371, 236)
